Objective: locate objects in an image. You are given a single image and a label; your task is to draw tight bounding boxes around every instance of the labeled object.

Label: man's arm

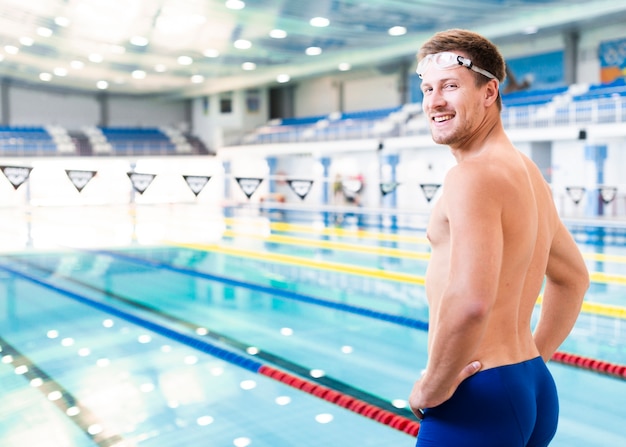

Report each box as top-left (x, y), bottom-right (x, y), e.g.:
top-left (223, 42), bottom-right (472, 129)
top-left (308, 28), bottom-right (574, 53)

top-left (533, 222), bottom-right (589, 361)
top-left (410, 165), bottom-right (501, 411)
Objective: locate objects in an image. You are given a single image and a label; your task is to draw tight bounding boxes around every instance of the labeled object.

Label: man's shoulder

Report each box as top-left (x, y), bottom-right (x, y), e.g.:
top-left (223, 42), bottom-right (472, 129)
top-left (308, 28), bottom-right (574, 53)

top-left (445, 158), bottom-right (509, 191)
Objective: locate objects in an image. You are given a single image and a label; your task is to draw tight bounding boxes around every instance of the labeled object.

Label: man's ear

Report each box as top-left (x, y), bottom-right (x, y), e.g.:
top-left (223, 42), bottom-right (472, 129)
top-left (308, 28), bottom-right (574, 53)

top-left (484, 79), bottom-right (499, 106)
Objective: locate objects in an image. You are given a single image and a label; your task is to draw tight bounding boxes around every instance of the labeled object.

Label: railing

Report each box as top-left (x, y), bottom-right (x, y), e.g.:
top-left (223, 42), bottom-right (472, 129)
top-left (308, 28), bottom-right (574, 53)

top-left (96, 141), bottom-right (179, 156)
top-left (233, 95), bottom-right (626, 145)
top-left (499, 96), bottom-right (626, 129)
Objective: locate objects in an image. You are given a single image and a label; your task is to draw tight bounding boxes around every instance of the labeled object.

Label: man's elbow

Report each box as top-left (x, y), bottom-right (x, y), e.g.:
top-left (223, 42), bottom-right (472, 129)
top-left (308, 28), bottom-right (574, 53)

top-left (577, 272), bottom-right (590, 302)
top-left (576, 262), bottom-right (591, 293)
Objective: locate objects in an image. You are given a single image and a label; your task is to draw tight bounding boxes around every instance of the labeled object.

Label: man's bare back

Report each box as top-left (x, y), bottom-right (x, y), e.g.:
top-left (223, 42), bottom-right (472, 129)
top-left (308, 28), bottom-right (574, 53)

top-left (425, 144), bottom-right (559, 370)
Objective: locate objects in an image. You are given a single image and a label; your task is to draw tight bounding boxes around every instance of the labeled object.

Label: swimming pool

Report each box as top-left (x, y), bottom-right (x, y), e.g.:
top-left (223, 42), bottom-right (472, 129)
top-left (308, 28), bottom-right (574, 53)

top-left (0, 205), bottom-right (624, 446)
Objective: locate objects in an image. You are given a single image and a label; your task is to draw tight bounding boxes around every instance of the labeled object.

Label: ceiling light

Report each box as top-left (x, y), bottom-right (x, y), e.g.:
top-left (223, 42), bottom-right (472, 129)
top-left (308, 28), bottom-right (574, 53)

top-left (523, 26), bottom-right (538, 34)
top-left (225, 0), bottom-right (245, 10)
top-left (70, 60), bottom-right (84, 69)
top-left (4, 45), bottom-right (19, 55)
top-left (306, 46), bottom-right (322, 56)
top-left (310, 17), bottom-right (330, 27)
top-left (338, 62), bottom-right (351, 71)
top-left (388, 26), bottom-right (407, 36)
top-left (269, 29), bottom-right (287, 39)
top-left (37, 27), bottom-right (52, 37)
top-left (154, 64), bottom-right (167, 72)
top-left (19, 37), bottom-right (34, 46)
top-left (88, 53), bottom-right (103, 63)
top-left (234, 39), bottom-right (252, 50)
top-left (97, 81), bottom-right (109, 90)
top-left (54, 16), bottom-right (70, 27)
top-left (132, 70), bottom-right (146, 79)
top-left (39, 73), bottom-right (52, 82)
top-left (203, 48), bottom-right (220, 58)
top-left (242, 62), bottom-right (257, 70)
top-left (191, 75), bottom-right (204, 83)
top-left (276, 74), bottom-right (290, 83)
top-left (0, 55), bottom-right (4, 62)
top-left (130, 36), bottom-right (149, 47)
top-left (177, 56), bottom-right (193, 65)
top-left (53, 68), bottom-right (68, 77)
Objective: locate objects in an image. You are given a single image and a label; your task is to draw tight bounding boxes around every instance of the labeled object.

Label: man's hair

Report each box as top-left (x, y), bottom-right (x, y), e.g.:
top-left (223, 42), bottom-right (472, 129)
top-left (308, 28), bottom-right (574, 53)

top-left (418, 29), bottom-right (506, 110)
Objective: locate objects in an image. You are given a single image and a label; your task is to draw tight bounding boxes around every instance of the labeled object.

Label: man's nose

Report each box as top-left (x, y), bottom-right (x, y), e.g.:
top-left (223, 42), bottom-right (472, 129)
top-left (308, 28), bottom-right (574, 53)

top-left (426, 89), bottom-right (446, 110)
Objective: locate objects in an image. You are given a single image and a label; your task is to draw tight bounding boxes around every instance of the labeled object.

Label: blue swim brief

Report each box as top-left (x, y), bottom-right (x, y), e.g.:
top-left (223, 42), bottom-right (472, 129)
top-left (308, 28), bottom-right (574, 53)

top-left (415, 356), bottom-right (558, 447)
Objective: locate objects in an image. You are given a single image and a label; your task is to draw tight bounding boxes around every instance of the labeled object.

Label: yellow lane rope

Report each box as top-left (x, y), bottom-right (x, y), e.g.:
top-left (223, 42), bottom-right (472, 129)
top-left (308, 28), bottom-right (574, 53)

top-left (221, 229), bottom-right (431, 260)
top-left (225, 218), bottom-right (626, 264)
top-left (589, 271), bottom-right (626, 286)
top-left (174, 242), bottom-right (425, 285)
top-left (173, 241), bottom-right (626, 320)
top-left (583, 252), bottom-right (626, 264)
top-left (224, 218), bottom-right (430, 245)
top-left (221, 225), bottom-right (626, 287)
top-left (536, 296), bottom-right (626, 320)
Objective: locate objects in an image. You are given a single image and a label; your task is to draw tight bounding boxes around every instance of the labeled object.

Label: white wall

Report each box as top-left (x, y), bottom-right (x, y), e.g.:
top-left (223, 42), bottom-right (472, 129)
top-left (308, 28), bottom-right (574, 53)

top-left (343, 73), bottom-right (401, 112)
top-left (107, 96), bottom-right (188, 128)
top-left (191, 89), bottom-right (270, 150)
top-left (10, 86), bottom-right (100, 129)
top-left (7, 84), bottom-right (188, 131)
top-left (295, 76), bottom-right (339, 117)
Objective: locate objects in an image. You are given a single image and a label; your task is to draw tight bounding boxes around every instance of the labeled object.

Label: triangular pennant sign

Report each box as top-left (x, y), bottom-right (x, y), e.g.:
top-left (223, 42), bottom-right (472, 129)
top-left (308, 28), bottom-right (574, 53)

top-left (420, 183), bottom-right (442, 203)
top-left (380, 182), bottom-right (399, 197)
top-left (65, 169), bottom-right (97, 193)
top-left (183, 175), bottom-right (211, 197)
top-left (127, 172), bottom-right (156, 195)
top-left (0, 165), bottom-right (33, 190)
top-left (598, 186), bottom-right (618, 204)
top-left (287, 179), bottom-right (313, 200)
top-left (565, 186), bottom-right (586, 205)
top-left (235, 177), bottom-right (263, 199)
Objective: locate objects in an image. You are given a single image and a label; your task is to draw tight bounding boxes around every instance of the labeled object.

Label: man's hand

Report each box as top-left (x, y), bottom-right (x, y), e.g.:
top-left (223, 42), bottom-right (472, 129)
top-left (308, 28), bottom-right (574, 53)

top-left (409, 360), bottom-right (481, 420)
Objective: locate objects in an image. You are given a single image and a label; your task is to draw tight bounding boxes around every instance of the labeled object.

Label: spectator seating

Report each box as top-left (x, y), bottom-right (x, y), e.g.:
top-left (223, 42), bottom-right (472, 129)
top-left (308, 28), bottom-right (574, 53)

top-left (241, 78), bottom-right (626, 145)
top-left (99, 127), bottom-right (177, 155)
top-left (0, 126), bottom-right (59, 155)
top-left (0, 125), bottom-right (204, 157)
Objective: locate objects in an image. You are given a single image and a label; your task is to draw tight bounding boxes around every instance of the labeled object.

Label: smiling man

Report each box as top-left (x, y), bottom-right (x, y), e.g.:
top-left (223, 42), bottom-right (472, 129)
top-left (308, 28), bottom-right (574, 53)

top-left (408, 29), bottom-right (589, 447)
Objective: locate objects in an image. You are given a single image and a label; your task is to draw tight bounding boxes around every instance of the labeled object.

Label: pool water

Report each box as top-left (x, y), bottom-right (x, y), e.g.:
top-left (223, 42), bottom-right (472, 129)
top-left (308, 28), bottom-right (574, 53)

top-left (0, 208), bottom-right (624, 447)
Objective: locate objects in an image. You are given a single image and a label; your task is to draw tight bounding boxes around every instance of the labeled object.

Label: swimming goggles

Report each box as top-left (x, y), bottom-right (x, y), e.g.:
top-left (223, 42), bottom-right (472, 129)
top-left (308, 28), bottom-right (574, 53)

top-left (416, 51), bottom-right (496, 80)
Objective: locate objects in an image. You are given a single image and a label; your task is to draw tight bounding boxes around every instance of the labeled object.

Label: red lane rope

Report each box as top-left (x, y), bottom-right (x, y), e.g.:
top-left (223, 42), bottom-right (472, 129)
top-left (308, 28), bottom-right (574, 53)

top-left (258, 353), bottom-right (624, 439)
top-left (258, 365), bottom-right (421, 437)
top-left (552, 351), bottom-right (626, 379)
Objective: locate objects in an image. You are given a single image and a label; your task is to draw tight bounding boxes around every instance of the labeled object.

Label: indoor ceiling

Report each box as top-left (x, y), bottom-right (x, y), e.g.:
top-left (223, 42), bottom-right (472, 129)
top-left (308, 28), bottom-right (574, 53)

top-left (0, 0), bottom-right (625, 99)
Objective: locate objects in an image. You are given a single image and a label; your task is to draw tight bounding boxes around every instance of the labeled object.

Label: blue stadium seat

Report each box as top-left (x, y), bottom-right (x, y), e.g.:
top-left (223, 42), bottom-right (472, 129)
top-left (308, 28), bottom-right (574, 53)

top-left (99, 127), bottom-right (177, 155)
top-left (0, 126), bottom-right (58, 155)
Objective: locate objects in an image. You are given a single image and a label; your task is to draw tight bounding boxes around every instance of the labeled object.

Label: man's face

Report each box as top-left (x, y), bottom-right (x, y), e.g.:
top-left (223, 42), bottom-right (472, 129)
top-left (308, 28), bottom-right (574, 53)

top-left (419, 53), bottom-right (486, 148)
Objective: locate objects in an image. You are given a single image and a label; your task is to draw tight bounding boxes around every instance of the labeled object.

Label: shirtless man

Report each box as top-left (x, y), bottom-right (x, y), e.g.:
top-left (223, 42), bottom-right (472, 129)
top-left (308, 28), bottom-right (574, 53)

top-left (408, 29), bottom-right (590, 447)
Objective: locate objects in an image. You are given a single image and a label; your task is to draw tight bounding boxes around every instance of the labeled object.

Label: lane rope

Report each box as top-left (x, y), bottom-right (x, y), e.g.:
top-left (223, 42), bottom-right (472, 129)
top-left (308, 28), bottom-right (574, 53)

top-left (0, 261), bottom-right (421, 437)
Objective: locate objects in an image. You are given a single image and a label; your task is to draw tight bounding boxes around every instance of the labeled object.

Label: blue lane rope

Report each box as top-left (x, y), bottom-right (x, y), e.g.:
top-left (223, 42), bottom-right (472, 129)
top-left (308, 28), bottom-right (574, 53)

top-left (0, 262), bottom-right (263, 373)
top-left (90, 248), bottom-right (430, 332)
top-left (5, 256), bottom-right (419, 418)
